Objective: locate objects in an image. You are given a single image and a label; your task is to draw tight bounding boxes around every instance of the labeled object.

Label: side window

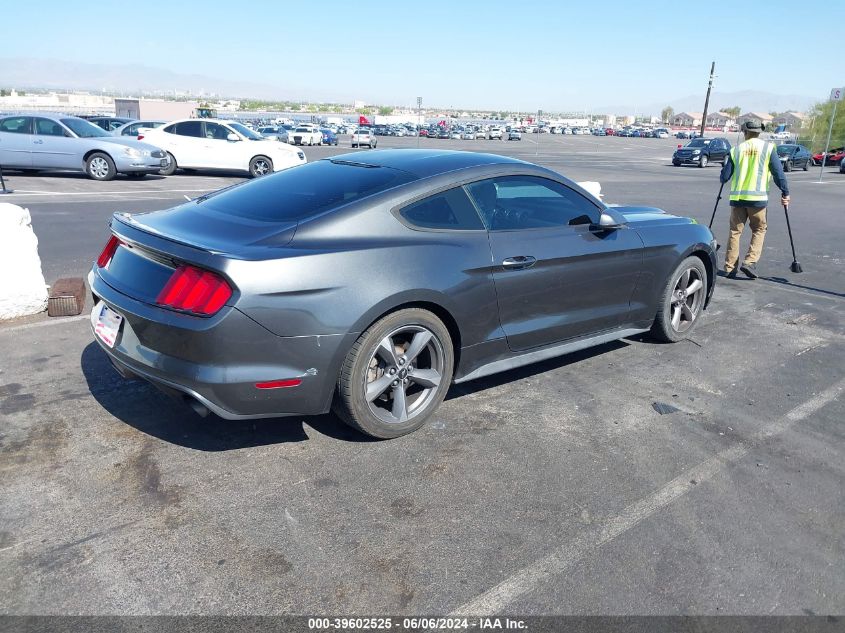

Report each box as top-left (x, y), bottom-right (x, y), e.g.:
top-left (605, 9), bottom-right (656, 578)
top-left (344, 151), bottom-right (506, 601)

top-left (0, 117), bottom-right (32, 134)
top-left (399, 187), bottom-right (484, 230)
top-left (34, 118), bottom-right (66, 137)
top-left (122, 123), bottom-right (139, 136)
top-left (204, 122), bottom-right (230, 140)
top-left (173, 121), bottom-right (203, 137)
top-left (465, 176), bottom-right (600, 231)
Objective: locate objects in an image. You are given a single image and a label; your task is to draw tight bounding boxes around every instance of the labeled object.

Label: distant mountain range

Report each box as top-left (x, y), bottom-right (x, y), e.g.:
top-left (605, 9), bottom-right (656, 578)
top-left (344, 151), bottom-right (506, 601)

top-left (597, 90), bottom-right (817, 116)
top-left (0, 57), bottom-right (282, 101)
top-left (0, 57), bottom-right (821, 114)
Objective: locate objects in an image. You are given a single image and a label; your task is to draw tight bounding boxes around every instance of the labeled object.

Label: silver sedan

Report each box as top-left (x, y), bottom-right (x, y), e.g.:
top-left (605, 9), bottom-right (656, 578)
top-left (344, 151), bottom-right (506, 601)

top-left (0, 114), bottom-right (169, 180)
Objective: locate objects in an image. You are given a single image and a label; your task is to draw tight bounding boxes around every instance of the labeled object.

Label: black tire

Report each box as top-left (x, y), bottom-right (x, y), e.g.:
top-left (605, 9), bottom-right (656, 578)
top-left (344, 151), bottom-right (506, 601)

top-left (784, 160), bottom-right (792, 172)
top-left (352, 143), bottom-right (358, 148)
top-left (248, 155), bottom-right (273, 178)
top-left (672, 160), bottom-right (681, 166)
top-left (650, 256), bottom-right (708, 343)
top-left (333, 308), bottom-right (454, 439)
top-left (373, 141), bottom-right (377, 148)
top-left (803, 158), bottom-right (811, 171)
top-left (160, 153), bottom-right (177, 176)
top-left (85, 152), bottom-right (116, 181)
top-left (126, 173), bottom-right (147, 179)
top-left (698, 154), bottom-right (708, 168)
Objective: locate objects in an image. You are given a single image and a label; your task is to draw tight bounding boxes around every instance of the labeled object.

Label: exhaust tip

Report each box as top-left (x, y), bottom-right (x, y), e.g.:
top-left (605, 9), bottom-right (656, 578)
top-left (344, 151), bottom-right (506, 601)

top-left (185, 396), bottom-right (210, 418)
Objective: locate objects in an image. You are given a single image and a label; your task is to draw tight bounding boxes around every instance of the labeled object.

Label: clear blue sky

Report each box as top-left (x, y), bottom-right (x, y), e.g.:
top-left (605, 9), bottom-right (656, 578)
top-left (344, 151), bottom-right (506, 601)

top-left (1, 0), bottom-right (842, 111)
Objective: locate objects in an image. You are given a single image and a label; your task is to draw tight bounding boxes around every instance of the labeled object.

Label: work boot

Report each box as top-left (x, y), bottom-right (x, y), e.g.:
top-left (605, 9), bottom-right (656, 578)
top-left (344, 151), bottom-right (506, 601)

top-left (740, 262), bottom-right (758, 279)
top-left (718, 269), bottom-right (738, 279)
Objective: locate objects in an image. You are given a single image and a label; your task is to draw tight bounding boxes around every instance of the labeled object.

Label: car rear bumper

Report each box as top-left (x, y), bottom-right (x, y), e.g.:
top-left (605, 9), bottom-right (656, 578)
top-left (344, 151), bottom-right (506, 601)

top-left (89, 268), bottom-right (354, 419)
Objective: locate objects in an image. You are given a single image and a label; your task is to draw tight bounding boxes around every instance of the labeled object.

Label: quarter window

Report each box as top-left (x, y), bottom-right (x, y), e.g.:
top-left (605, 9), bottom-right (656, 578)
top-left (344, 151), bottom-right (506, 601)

top-left (399, 187), bottom-right (484, 230)
top-left (465, 176), bottom-right (600, 231)
top-left (0, 117), bottom-right (32, 134)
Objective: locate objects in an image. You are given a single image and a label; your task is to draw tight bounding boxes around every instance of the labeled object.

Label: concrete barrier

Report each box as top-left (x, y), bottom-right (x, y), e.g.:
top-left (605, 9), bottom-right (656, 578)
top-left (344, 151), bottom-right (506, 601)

top-left (577, 181), bottom-right (602, 200)
top-left (0, 203), bottom-right (48, 319)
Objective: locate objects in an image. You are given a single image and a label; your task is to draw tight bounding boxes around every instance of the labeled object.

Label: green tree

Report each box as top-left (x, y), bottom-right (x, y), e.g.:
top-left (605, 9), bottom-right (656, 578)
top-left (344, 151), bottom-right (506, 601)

top-left (378, 106), bottom-right (393, 116)
top-left (661, 106), bottom-right (674, 123)
top-left (0, 89), bottom-right (8, 97)
top-left (723, 106), bottom-right (741, 118)
top-left (359, 107), bottom-right (374, 116)
top-left (801, 100), bottom-right (845, 151)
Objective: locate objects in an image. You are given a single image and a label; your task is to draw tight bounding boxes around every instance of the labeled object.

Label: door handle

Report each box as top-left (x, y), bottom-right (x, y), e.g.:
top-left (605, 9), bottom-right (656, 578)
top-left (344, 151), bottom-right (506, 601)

top-left (33, 139), bottom-right (43, 144)
top-left (502, 256), bottom-right (536, 270)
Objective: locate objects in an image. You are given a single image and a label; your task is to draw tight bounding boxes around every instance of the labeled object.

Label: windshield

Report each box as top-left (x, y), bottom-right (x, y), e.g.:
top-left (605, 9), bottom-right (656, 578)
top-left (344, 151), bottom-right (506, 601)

top-left (776, 145), bottom-right (796, 155)
top-left (687, 139), bottom-right (711, 147)
top-left (60, 118), bottom-right (110, 138)
top-left (197, 160), bottom-right (416, 222)
top-left (228, 122), bottom-right (263, 140)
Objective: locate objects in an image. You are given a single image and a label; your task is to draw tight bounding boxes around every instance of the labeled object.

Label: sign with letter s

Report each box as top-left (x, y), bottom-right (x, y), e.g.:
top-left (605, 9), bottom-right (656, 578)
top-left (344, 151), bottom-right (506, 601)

top-left (831, 87), bottom-right (843, 102)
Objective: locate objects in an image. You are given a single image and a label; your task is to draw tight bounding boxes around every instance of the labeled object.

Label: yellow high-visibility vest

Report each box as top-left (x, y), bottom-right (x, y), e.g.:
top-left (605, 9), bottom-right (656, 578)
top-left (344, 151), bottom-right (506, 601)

top-left (729, 137), bottom-right (775, 203)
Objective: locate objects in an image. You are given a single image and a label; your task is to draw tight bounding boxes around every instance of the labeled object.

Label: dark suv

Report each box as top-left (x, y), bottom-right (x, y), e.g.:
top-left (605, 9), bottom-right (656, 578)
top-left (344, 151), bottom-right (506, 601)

top-left (672, 137), bottom-right (731, 168)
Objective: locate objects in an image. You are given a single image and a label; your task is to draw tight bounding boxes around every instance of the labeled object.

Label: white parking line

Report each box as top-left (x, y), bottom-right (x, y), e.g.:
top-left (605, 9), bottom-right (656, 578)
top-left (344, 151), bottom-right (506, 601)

top-left (448, 376), bottom-right (845, 615)
top-left (0, 313), bottom-right (89, 333)
top-left (10, 188), bottom-right (213, 196)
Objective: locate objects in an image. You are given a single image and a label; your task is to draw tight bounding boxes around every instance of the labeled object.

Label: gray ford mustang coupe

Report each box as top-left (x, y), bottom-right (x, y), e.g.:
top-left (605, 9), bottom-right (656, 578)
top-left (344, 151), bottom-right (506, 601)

top-left (89, 150), bottom-right (717, 438)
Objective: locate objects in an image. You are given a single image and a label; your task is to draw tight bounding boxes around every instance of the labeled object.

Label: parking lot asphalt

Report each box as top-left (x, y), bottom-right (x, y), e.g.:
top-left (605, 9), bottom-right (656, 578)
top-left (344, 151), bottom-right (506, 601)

top-left (1, 134), bottom-right (844, 616)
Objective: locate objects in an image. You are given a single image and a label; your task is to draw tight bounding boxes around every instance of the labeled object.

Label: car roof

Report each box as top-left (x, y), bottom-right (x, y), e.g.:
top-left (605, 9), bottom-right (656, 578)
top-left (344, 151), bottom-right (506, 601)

top-left (329, 149), bottom-right (526, 178)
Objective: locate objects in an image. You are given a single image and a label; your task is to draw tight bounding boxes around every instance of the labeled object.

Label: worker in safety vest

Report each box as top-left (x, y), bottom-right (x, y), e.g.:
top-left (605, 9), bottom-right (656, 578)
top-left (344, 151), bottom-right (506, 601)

top-left (719, 120), bottom-right (790, 279)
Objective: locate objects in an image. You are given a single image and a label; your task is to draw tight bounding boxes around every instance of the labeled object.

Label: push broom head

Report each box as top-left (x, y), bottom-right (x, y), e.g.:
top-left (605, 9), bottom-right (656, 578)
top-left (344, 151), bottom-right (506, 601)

top-left (791, 261), bottom-right (803, 273)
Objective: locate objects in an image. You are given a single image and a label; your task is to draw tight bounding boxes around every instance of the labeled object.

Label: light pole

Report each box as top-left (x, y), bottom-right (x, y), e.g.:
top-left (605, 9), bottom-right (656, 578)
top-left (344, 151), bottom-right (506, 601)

top-left (417, 96), bottom-right (422, 148)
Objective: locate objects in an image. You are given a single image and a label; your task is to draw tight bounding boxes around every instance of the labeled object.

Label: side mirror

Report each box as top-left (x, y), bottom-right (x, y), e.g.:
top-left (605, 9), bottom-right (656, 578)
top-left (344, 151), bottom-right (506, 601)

top-left (226, 133), bottom-right (240, 142)
top-left (593, 211), bottom-right (625, 231)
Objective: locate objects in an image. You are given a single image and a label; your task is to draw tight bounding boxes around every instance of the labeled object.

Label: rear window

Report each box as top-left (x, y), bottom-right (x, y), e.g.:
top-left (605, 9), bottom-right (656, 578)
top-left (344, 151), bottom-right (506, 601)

top-left (196, 160), bottom-right (416, 222)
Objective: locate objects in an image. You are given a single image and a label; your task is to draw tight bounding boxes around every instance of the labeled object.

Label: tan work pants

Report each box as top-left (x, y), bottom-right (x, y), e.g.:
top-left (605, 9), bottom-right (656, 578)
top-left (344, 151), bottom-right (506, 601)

top-left (725, 205), bottom-right (767, 271)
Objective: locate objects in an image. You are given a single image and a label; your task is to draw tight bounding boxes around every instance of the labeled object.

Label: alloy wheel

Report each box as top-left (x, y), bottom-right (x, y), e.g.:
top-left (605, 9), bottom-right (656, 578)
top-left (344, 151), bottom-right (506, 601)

top-left (670, 267), bottom-right (705, 333)
top-left (363, 325), bottom-right (445, 425)
top-left (252, 159), bottom-right (271, 176)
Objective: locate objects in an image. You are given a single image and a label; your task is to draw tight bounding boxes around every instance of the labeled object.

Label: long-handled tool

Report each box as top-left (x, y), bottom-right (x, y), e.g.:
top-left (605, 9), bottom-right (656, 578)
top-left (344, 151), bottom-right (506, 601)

top-left (782, 202), bottom-right (803, 273)
top-left (708, 181), bottom-right (725, 229)
top-left (0, 164), bottom-right (13, 195)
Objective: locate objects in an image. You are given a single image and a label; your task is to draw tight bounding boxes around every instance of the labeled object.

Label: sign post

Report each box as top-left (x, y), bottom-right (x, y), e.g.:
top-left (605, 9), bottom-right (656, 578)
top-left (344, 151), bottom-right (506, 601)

top-left (819, 87), bottom-right (842, 183)
top-left (417, 96), bottom-right (422, 148)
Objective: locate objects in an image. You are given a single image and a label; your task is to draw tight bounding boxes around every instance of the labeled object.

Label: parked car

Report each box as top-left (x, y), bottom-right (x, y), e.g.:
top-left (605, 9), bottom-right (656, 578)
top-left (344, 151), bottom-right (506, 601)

top-left (840, 159), bottom-right (845, 174)
top-left (811, 147), bottom-right (845, 166)
top-left (351, 128), bottom-right (377, 148)
top-left (592, 128), bottom-right (607, 136)
top-left (653, 128), bottom-right (670, 139)
top-left (672, 137), bottom-right (731, 168)
top-left (139, 118), bottom-right (306, 178)
top-left (85, 116), bottom-right (135, 132)
top-left (89, 149), bottom-right (717, 439)
top-left (0, 114), bottom-right (169, 180)
top-left (418, 129), bottom-right (429, 137)
top-left (776, 144), bottom-right (812, 171)
top-left (320, 128), bottom-right (339, 146)
top-left (488, 127), bottom-right (503, 140)
top-left (507, 130), bottom-right (522, 140)
top-left (112, 120), bottom-right (166, 137)
top-left (257, 126), bottom-right (289, 142)
top-left (290, 125), bottom-right (323, 146)
top-left (605, 128), bottom-right (616, 136)
top-left (475, 128), bottom-right (487, 139)
top-left (462, 130), bottom-right (476, 140)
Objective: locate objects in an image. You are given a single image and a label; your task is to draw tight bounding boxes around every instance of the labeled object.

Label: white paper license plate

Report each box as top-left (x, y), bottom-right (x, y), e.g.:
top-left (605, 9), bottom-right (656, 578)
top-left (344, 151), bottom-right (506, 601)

top-left (160, 158), bottom-right (168, 167)
top-left (91, 302), bottom-right (124, 348)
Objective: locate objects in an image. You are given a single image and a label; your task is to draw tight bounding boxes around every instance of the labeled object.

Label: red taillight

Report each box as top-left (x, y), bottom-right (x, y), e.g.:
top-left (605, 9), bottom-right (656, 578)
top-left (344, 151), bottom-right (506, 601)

top-left (137, 134), bottom-right (144, 140)
top-left (97, 235), bottom-right (122, 268)
top-left (156, 265), bottom-right (232, 316)
top-left (255, 379), bottom-right (302, 389)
